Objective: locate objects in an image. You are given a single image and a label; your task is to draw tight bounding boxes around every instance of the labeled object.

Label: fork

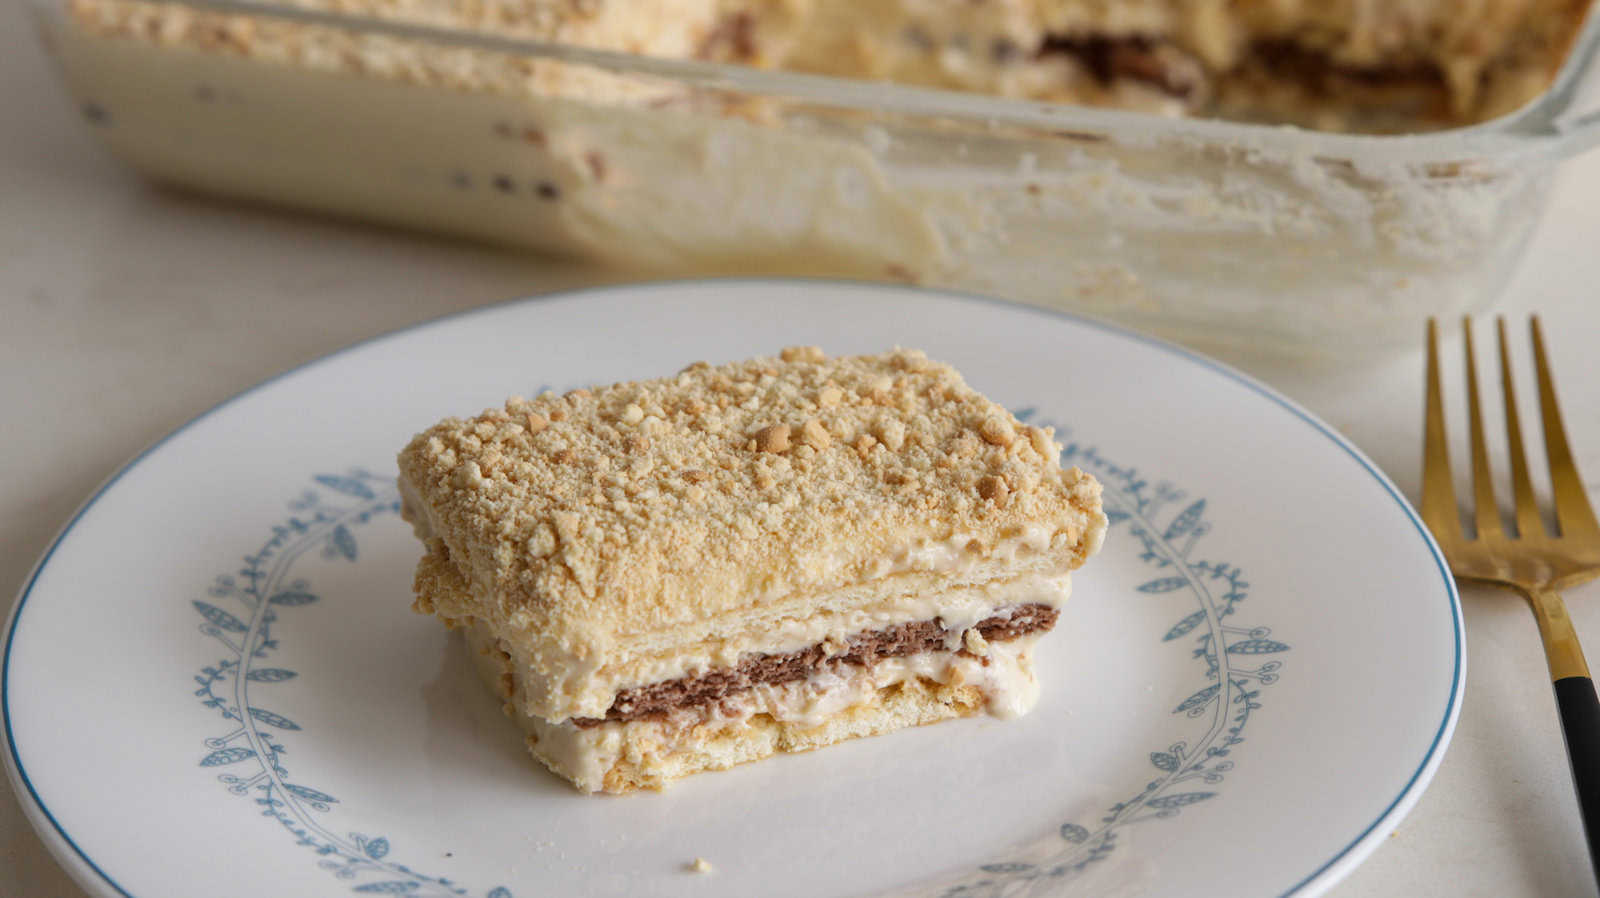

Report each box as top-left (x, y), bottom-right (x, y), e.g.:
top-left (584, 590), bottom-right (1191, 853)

top-left (1422, 315), bottom-right (1600, 883)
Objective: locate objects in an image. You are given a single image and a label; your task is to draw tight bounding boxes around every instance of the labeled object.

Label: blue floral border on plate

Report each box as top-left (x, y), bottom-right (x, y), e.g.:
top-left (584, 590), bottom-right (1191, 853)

top-left (182, 427), bottom-right (1286, 897)
top-left (185, 469), bottom-right (510, 898)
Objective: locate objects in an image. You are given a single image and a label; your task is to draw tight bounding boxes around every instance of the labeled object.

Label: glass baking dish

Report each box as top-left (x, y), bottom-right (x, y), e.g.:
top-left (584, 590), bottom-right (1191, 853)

top-left (30, 0), bottom-right (1600, 352)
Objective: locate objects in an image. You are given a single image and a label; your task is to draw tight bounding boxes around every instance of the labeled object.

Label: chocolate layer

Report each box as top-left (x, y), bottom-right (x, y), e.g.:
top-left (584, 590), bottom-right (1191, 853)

top-left (1039, 34), bottom-right (1203, 98)
top-left (1250, 39), bottom-right (1444, 93)
top-left (1039, 33), bottom-right (1453, 110)
top-left (574, 603), bottom-right (1058, 727)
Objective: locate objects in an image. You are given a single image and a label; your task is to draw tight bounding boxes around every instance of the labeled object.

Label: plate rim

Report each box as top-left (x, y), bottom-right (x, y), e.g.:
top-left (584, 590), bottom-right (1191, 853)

top-left (1, 276), bottom-right (1465, 898)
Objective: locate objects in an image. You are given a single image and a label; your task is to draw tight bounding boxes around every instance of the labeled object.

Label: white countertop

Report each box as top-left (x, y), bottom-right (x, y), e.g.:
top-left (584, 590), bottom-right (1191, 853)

top-left (6, 2), bottom-right (1600, 895)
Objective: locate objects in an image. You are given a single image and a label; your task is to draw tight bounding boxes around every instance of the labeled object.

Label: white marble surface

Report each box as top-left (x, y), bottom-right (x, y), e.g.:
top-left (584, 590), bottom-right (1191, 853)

top-left (6, 1), bottom-right (1600, 894)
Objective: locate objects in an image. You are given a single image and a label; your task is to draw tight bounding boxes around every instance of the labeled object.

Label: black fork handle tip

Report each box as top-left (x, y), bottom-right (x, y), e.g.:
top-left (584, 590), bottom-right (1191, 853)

top-left (1555, 675), bottom-right (1600, 889)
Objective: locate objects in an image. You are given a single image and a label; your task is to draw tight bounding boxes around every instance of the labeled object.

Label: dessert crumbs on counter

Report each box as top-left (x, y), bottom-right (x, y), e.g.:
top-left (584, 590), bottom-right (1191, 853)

top-left (687, 857), bottom-right (714, 874)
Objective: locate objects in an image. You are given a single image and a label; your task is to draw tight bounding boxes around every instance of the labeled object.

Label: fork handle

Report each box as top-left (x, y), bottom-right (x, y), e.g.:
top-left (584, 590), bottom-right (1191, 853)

top-left (1530, 586), bottom-right (1600, 885)
top-left (1554, 676), bottom-right (1600, 887)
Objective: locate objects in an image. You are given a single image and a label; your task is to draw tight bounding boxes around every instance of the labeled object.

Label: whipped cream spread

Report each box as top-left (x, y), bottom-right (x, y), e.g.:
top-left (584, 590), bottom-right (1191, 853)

top-left (490, 633), bottom-right (1045, 793)
top-left (483, 569), bottom-right (1071, 719)
top-left (499, 559), bottom-right (1072, 720)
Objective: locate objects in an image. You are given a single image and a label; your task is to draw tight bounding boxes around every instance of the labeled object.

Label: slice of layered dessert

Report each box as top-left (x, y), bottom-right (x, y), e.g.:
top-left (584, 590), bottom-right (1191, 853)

top-left (397, 347), bottom-right (1105, 793)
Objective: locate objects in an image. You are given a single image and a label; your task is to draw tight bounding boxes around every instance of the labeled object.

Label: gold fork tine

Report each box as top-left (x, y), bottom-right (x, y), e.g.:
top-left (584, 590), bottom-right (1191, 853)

top-left (1498, 318), bottom-right (1545, 540)
top-left (1532, 316), bottom-right (1600, 540)
top-left (1422, 319), bottom-right (1463, 544)
top-left (1464, 318), bottom-right (1504, 541)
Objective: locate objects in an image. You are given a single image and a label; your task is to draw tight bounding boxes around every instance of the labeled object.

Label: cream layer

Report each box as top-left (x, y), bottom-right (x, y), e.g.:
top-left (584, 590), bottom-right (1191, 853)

top-left (467, 621), bottom-right (1042, 792)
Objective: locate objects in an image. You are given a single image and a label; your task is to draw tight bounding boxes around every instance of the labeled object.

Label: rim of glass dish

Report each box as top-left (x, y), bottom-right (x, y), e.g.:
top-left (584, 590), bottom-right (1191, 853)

top-left (45, 0), bottom-right (1600, 163)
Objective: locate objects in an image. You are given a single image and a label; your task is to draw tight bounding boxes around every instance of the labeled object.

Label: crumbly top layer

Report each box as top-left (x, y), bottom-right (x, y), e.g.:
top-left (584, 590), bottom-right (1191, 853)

top-left (397, 347), bottom-right (1102, 649)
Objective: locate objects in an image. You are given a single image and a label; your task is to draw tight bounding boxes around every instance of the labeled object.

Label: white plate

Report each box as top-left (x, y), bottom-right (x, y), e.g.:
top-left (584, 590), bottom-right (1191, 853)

top-left (3, 280), bottom-right (1461, 898)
